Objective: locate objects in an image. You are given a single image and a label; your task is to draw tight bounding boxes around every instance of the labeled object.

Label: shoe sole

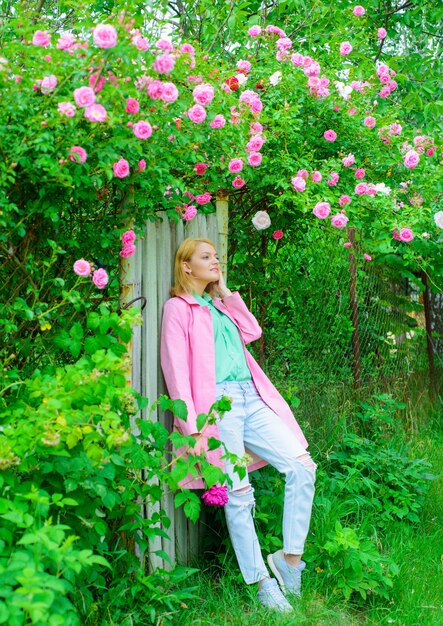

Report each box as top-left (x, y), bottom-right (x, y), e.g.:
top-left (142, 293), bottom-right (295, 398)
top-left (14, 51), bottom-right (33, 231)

top-left (267, 554), bottom-right (286, 593)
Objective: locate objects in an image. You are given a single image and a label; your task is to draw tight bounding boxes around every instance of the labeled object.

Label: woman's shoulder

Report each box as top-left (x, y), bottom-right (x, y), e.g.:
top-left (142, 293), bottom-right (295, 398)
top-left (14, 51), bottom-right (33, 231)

top-left (163, 294), bottom-right (191, 312)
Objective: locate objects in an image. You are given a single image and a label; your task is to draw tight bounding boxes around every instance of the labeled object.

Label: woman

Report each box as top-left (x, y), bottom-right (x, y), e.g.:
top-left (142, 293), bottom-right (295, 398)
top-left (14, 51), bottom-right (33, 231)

top-left (160, 237), bottom-right (316, 613)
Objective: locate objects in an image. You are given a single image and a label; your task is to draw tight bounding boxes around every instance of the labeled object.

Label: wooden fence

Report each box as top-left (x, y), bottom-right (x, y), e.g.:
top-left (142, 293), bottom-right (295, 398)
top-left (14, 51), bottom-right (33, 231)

top-left (119, 195), bottom-right (229, 570)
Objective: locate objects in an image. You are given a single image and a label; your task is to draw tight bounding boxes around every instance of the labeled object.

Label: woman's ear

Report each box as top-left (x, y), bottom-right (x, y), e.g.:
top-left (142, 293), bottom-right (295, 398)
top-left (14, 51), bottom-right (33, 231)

top-left (183, 261), bottom-right (192, 275)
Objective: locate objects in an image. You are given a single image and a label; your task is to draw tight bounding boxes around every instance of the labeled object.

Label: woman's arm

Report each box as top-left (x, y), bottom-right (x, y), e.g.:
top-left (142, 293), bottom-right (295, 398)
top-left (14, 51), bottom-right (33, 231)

top-left (213, 271), bottom-right (262, 344)
top-left (160, 299), bottom-right (199, 436)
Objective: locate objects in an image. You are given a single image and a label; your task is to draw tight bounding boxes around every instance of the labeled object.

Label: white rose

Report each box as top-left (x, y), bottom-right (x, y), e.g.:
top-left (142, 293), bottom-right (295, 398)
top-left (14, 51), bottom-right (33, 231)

top-left (235, 73), bottom-right (248, 85)
top-left (269, 71), bottom-right (282, 86)
top-left (374, 183), bottom-right (391, 195)
top-left (434, 211), bottom-right (443, 229)
top-left (252, 211), bottom-right (271, 231)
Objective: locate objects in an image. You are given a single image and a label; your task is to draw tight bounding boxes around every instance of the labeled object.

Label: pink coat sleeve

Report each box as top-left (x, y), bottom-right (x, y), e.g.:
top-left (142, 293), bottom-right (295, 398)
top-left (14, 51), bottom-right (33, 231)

top-left (160, 299), bottom-right (198, 436)
top-left (218, 292), bottom-right (262, 344)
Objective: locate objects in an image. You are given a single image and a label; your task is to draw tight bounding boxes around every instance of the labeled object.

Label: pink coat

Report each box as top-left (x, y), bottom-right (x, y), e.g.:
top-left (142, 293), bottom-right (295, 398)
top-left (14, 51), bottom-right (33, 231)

top-left (160, 291), bottom-right (308, 489)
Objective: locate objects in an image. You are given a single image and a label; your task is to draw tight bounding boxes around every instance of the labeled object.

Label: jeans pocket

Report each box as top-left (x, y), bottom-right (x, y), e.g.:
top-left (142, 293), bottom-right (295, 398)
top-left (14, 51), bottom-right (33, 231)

top-left (215, 384), bottom-right (228, 401)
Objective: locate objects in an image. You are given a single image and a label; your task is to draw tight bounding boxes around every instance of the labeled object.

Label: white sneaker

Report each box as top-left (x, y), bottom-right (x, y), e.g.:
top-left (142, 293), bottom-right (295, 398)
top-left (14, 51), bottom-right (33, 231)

top-left (257, 578), bottom-right (293, 612)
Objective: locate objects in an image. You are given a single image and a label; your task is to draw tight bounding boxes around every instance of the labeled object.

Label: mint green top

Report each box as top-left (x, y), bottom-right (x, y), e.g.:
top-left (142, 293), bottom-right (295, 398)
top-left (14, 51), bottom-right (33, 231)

top-left (193, 292), bottom-right (251, 383)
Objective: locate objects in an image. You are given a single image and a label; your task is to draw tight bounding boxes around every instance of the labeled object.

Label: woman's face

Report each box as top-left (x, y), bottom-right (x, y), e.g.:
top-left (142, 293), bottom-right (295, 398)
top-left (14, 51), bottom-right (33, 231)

top-left (184, 242), bottom-right (220, 285)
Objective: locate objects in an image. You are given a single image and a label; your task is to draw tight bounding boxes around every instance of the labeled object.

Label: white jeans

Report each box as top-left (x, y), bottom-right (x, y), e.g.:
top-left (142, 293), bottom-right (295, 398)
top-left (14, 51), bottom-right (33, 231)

top-left (215, 380), bottom-right (316, 585)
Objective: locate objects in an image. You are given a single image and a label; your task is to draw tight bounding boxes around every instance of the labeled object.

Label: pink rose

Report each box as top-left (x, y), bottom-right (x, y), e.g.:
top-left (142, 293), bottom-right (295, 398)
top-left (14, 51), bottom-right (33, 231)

top-left (312, 171), bottom-right (322, 182)
top-left (399, 227), bottom-right (414, 242)
top-left (324, 129), bottom-right (337, 142)
top-left (340, 42), bottom-right (353, 56)
top-left (161, 82), bottom-right (179, 102)
top-left (125, 98), bottom-right (140, 114)
top-left (210, 114), bottom-right (226, 129)
top-left (246, 135), bottom-right (265, 152)
top-left (427, 146), bottom-right (436, 156)
top-left (272, 230), bottom-right (284, 240)
top-left (248, 26), bottom-right (262, 37)
top-left (248, 152), bottom-right (262, 167)
top-left (121, 230), bottom-right (136, 245)
top-left (73, 86), bottom-right (96, 107)
top-left (331, 213), bottom-right (349, 228)
top-left (153, 54), bottom-right (175, 74)
top-left (389, 123), bottom-right (402, 135)
top-left (147, 80), bottom-right (164, 100)
top-left (342, 153), bottom-right (355, 167)
top-left (353, 5), bottom-right (365, 16)
top-left (201, 485), bottom-right (228, 507)
top-left (344, 242), bottom-right (352, 248)
top-left (156, 38), bottom-right (174, 51)
top-left (378, 28), bottom-right (387, 40)
top-left (84, 103), bottom-right (107, 122)
top-left (58, 102), bottom-right (76, 117)
top-left (237, 59), bottom-right (252, 73)
top-left (297, 169), bottom-right (309, 180)
top-left (57, 33), bottom-right (76, 50)
top-left (73, 259), bottom-right (91, 276)
top-left (193, 83), bottom-right (215, 106)
top-left (89, 72), bottom-right (106, 93)
top-left (328, 172), bottom-right (340, 187)
top-left (339, 195), bottom-right (351, 207)
top-left (229, 158), bottom-right (243, 173)
top-left (92, 268), bottom-right (109, 289)
top-left (404, 150), bottom-right (420, 169)
top-left (188, 104), bottom-right (206, 123)
top-left (183, 205), bottom-right (197, 221)
top-left (363, 253), bottom-right (372, 261)
top-left (41, 75), bottom-right (57, 94)
top-left (313, 202), bottom-right (331, 219)
top-left (291, 53), bottom-right (304, 66)
top-left (355, 183), bottom-right (368, 195)
top-left (195, 192), bottom-right (212, 205)
top-left (133, 120), bottom-right (153, 139)
top-left (93, 24), bottom-right (117, 49)
top-left (183, 191), bottom-right (195, 202)
top-left (291, 176), bottom-right (306, 192)
top-left (32, 30), bottom-right (51, 47)
top-left (364, 116), bottom-right (376, 129)
top-left (232, 176), bottom-right (245, 188)
top-left (69, 146), bottom-right (87, 164)
top-left (113, 158), bottom-right (130, 178)
top-left (379, 85), bottom-right (391, 98)
top-left (180, 43), bottom-right (195, 55)
top-left (119, 244), bottom-right (136, 258)
top-left (355, 168), bottom-right (366, 179)
top-left (194, 163), bottom-right (207, 175)
top-left (137, 159), bottom-right (146, 172)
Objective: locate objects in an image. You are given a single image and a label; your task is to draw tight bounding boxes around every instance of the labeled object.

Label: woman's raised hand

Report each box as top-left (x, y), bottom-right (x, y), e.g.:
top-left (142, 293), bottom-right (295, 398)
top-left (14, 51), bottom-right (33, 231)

top-left (215, 270), bottom-right (232, 299)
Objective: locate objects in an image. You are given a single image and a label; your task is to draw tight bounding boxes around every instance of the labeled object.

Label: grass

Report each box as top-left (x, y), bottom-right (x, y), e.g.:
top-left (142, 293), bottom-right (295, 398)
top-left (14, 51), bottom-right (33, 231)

top-left (173, 402), bottom-right (443, 626)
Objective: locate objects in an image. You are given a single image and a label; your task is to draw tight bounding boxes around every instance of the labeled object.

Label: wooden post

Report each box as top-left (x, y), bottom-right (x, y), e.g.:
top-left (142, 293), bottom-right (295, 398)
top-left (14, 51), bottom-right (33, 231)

top-left (347, 228), bottom-right (361, 390)
top-left (216, 190), bottom-right (229, 277)
top-left (421, 270), bottom-right (436, 395)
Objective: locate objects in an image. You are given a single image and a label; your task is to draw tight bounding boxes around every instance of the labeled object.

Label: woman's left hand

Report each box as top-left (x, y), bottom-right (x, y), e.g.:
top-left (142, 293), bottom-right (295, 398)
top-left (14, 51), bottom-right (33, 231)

top-left (214, 270), bottom-right (232, 299)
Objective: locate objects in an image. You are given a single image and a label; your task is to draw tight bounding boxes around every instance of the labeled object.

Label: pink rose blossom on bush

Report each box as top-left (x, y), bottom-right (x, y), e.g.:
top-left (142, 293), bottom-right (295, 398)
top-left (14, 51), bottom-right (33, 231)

top-left (92, 268), bottom-right (109, 289)
top-left (113, 158), bottom-right (130, 178)
top-left (353, 5), bottom-right (365, 16)
top-left (343, 242), bottom-right (352, 248)
top-left (137, 159), bottom-right (146, 172)
top-left (188, 104), bottom-right (206, 123)
top-left (125, 98), bottom-right (140, 114)
top-left (58, 102), bottom-right (76, 117)
top-left (246, 135), bottom-right (265, 152)
top-left (93, 24), bottom-right (117, 49)
top-left (232, 176), bottom-right (245, 188)
top-left (156, 38), bottom-right (174, 51)
top-left (119, 244), bottom-right (136, 258)
top-left (121, 230), bottom-right (136, 245)
top-left (248, 152), bottom-right (262, 167)
top-left (355, 182), bottom-right (368, 195)
top-left (312, 170), bottom-right (322, 182)
top-left (180, 43), bottom-right (195, 55)
top-left (355, 168), bottom-right (366, 179)
top-left (210, 114), bottom-right (226, 129)
top-left (273, 230), bottom-right (284, 240)
top-left (73, 259), bottom-right (91, 276)
top-left (84, 103), bottom-right (107, 122)
top-left (153, 54), bottom-right (175, 74)
top-left (69, 146), bottom-right (87, 164)
top-left (392, 228), bottom-right (401, 241)
top-left (324, 129), bottom-right (337, 142)
top-left (32, 30), bottom-right (51, 47)
top-left (379, 85), bottom-right (391, 98)
top-left (183, 205), bottom-right (197, 221)
top-left (133, 120), bottom-right (153, 139)
top-left (297, 169), bottom-right (308, 180)
top-left (195, 192), bottom-right (212, 205)
top-left (378, 28), bottom-right (387, 39)
top-left (399, 227), bottom-right (414, 242)
top-left (291, 52), bottom-right (304, 66)
top-left (404, 149), bottom-right (420, 169)
top-left (201, 485), bottom-right (228, 507)
top-left (343, 153), bottom-right (355, 167)
top-left (328, 172), bottom-right (340, 186)
top-left (364, 116), bottom-right (376, 128)
top-left (40, 75), bottom-right (57, 94)
top-left (363, 253), bottom-right (372, 261)
top-left (427, 146), bottom-right (436, 156)
top-left (366, 183), bottom-right (377, 197)
top-left (291, 176), bottom-right (306, 192)
top-left (339, 195), bottom-right (351, 207)
top-left (389, 123), bottom-right (402, 135)
top-left (340, 42), bottom-right (353, 56)
top-left (74, 86), bottom-right (96, 107)
top-left (161, 82), bottom-right (179, 102)
top-left (183, 191), bottom-right (195, 202)
top-left (193, 83), bottom-right (215, 106)
top-left (313, 202), bottom-right (331, 219)
top-left (331, 213), bottom-right (349, 228)
top-left (228, 158), bottom-right (243, 173)
top-left (57, 33), bottom-right (76, 50)
top-left (248, 25), bottom-right (262, 37)
top-left (237, 59), bottom-right (252, 73)
top-left (147, 80), bottom-right (164, 100)
top-left (194, 162), bottom-right (207, 175)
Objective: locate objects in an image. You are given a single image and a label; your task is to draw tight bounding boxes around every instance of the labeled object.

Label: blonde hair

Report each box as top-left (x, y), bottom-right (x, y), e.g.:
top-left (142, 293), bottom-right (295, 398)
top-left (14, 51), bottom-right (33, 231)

top-left (170, 237), bottom-right (218, 297)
